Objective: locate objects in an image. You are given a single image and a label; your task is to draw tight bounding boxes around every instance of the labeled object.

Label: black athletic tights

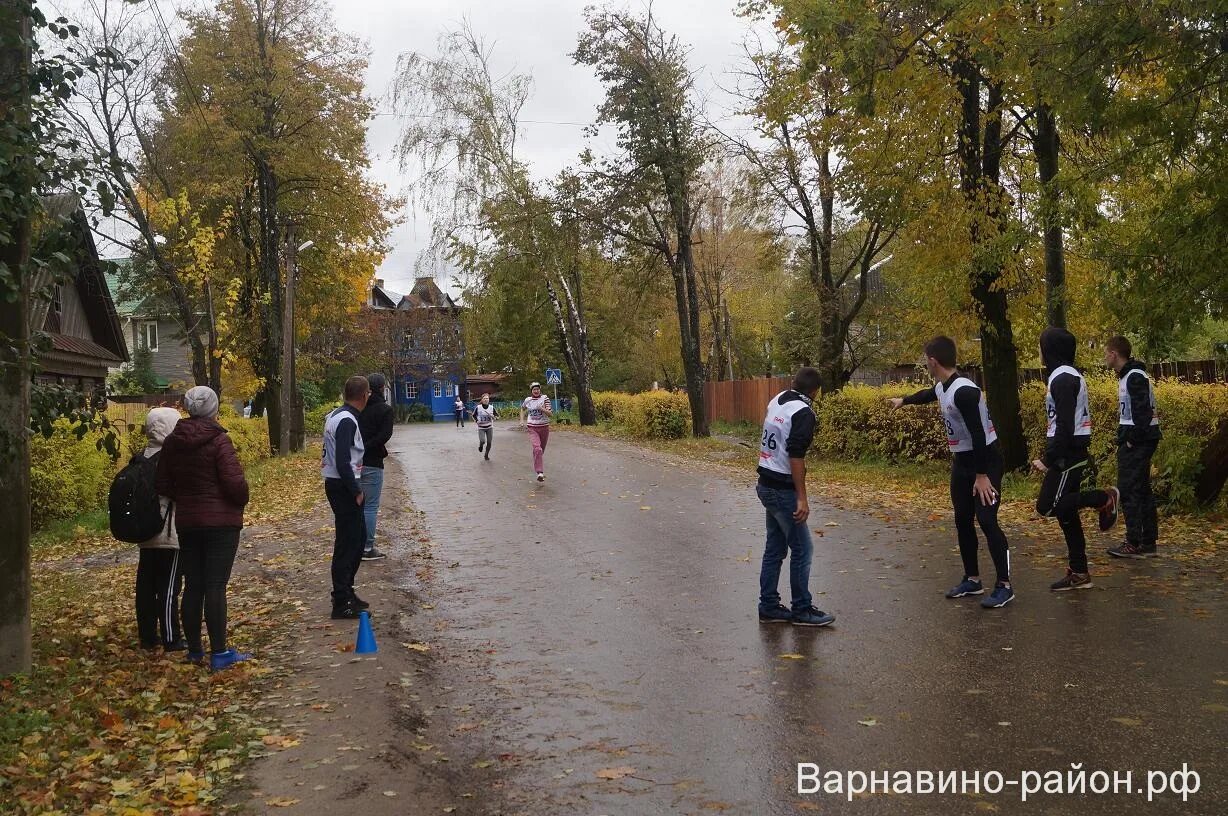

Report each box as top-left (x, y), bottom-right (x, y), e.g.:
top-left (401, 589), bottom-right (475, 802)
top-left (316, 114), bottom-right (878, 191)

top-left (1035, 460), bottom-right (1109, 573)
top-left (951, 446), bottom-right (1010, 585)
top-left (178, 527), bottom-right (240, 654)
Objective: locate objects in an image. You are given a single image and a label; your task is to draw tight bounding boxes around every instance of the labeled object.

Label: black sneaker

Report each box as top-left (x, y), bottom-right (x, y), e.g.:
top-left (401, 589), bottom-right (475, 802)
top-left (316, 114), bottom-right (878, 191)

top-left (163, 639), bottom-right (188, 652)
top-left (1050, 569), bottom-right (1094, 591)
top-left (791, 606), bottom-right (836, 627)
top-left (758, 604), bottom-right (792, 623)
top-left (362, 549), bottom-right (387, 561)
top-left (478, 442), bottom-right (484, 452)
top-left (1108, 542), bottom-right (1157, 559)
top-left (1098, 487), bottom-right (1120, 531)
top-left (331, 605), bottom-right (362, 620)
top-left (352, 595), bottom-right (370, 610)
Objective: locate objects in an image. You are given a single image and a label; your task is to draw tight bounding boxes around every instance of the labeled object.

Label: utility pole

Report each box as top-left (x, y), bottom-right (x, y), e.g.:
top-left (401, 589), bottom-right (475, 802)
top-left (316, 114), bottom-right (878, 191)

top-left (280, 235), bottom-right (312, 456)
top-left (0, 0), bottom-right (34, 675)
top-left (279, 233), bottom-right (296, 456)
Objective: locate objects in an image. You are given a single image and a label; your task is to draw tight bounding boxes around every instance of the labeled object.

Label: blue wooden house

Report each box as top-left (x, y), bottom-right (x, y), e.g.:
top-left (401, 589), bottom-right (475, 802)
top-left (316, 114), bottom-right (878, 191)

top-left (370, 277), bottom-right (466, 421)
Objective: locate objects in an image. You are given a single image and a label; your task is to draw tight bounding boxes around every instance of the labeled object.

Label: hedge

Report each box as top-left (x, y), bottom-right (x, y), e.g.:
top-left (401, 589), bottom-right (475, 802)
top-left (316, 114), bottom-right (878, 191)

top-left (813, 377), bottom-right (1228, 511)
top-left (305, 402), bottom-right (340, 436)
top-left (592, 390), bottom-right (690, 440)
top-left (30, 420), bottom-right (115, 530)
top-left (32, 413), bottom-right (273, 532)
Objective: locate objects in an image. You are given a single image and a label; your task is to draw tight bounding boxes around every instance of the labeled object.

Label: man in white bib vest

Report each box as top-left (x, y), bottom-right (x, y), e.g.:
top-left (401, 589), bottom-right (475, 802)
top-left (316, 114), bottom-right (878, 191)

top-left (887, 336), bottom-right (1013, 608)
top-left (756, 367), bottom-right (834, 627)
top-left (322, 375), bottom-right (371, 619)
top-left (1033, 327), bottom-right (1120, 591)
top-left (1103, 335), bottom-right (1162, 558)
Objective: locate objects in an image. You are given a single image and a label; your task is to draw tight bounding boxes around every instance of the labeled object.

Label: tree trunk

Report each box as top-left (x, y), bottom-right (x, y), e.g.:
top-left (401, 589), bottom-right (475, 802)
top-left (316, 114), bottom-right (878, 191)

top-left (544, 274), bottom-right (597, 426)
top-left (256, 158), bottom-right (283, 452)
top-left (1034, 102), bottom-right (1067, 329)
top-left (1194, 418), bottom-right (1228, 506)
top-left (676, 235), bottom-right (709, 437)
top-left (955, 56), bottom-right (1027, 471)
top-left (0, 0), bottom-right (33, 675)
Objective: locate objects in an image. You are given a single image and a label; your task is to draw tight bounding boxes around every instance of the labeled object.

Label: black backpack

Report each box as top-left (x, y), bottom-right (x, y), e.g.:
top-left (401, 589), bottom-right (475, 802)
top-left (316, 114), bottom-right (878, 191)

top-left (108, 451), bottom-right (168, 543)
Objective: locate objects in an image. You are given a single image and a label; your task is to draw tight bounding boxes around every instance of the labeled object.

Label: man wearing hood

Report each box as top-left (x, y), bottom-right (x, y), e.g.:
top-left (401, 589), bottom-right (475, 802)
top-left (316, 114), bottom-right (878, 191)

top-left (134, 407), bottom-right (184, 651)
top-left (157, 386), bottom-right (251, 671)
top-left (1034, 327), bottom-right (1120, 591)
top-left (358, 373), bottom-right (394, 561)
top-left (1103, 336), bottom-right (1162, 558)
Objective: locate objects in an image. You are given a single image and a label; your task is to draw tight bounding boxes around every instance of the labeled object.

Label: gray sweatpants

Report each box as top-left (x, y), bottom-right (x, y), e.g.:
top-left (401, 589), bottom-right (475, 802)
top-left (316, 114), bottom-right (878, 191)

top-left (478, 426), bottom-right (492, 455)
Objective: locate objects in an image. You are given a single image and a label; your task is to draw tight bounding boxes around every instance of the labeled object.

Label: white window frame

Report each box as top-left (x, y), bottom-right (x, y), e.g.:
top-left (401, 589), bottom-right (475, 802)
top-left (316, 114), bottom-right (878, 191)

top-left (433, 382), bottom-right (442, 398)
top-left (139, 321), bottom-right (159, 352)
top-left (405, 380), bottom-right (417, 400)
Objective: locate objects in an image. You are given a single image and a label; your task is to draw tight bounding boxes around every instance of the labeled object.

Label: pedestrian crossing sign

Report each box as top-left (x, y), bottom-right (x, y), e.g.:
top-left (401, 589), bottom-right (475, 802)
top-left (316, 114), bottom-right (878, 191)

top-left (545, 368), bottom-right (563, 385)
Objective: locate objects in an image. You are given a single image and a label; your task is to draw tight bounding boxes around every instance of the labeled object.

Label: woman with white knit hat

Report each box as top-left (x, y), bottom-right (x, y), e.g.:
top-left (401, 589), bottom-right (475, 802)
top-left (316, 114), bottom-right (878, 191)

top-left (157, 386), bottom-right (251, 671)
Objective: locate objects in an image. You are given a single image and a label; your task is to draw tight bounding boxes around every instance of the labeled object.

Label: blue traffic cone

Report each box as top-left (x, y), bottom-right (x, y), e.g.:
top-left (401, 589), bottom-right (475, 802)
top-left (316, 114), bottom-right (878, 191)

top-left (355, 610), bottom-right (378, 654)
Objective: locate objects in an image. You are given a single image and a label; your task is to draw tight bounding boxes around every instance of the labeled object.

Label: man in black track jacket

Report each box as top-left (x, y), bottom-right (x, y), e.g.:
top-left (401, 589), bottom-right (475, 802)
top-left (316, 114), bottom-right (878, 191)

top-left (1033, 327), bottom-right (1120, 591)
top-left (1103, 336), bottom-right (1162, 558)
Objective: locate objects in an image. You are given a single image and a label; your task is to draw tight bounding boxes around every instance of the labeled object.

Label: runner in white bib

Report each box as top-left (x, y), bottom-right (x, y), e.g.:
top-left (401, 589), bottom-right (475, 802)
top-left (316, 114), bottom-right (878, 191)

top-left (755, 367), bottom-right (834, 628)
top-left (888, 336), bottom-right (1013, 608)
top-left (1033, 327), bottom-right (1119, 592)
top-left (472, 394), bottom-right (498, 461)
top-left (1102, 335), bottom-right (1162, 558)
top-left (520, 382), bottom-right (552, 482)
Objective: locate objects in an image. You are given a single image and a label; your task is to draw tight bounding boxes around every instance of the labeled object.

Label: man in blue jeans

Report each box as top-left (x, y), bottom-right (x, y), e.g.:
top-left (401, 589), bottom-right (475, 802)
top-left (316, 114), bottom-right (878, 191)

top-left (756, 367), bottom-right (834, 627)
top-left (358, 373), bottom-right (394, 561)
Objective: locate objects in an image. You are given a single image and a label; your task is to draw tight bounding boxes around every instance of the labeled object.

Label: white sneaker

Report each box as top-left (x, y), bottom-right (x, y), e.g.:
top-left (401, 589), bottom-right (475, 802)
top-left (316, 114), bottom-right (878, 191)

top-left (536, 472), bottom-right (545, 482)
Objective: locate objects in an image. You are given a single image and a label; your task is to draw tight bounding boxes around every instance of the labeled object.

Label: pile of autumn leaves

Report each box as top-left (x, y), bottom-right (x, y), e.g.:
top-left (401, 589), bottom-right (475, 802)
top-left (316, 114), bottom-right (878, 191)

top-left (1, 452), bottom-right (322, 815)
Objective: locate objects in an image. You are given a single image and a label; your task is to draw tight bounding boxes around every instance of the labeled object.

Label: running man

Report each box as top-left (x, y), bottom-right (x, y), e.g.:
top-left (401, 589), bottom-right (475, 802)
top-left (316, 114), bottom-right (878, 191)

top-left (887, 336), bottom-right (1013, 608)
top-left (1035, 327), bottom-right (1120, 591)
top-left (473, 394), bottom-right (497, 461)
top-left (520, 382), bottom-right (552, 482)
top-left (756, 366), bottom-right (834, 627)
top-left (1103, 335), bottom-right (1162, 558)
top-left (454, 394), bottom-right (466, 428)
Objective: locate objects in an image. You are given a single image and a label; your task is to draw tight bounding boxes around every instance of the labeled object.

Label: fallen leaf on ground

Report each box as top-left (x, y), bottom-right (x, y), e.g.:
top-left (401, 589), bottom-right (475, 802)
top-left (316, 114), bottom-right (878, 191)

top-left (857, 718), bottom-right (879, 727)
top-left (596, 766), bottom-right (636, 780)
top-left (779, 653), bottom-right (805, 660)
top-left (266, 797), bottom-right (300, 807)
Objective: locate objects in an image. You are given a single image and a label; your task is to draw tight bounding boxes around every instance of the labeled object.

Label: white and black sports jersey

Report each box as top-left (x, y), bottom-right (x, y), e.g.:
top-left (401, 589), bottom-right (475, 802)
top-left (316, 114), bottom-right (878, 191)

top-left (1118, 369), bottom-right (1160, 427)
top-left (758, 390), bottom-right (815, 480)
top-left (935, 377), bottom-right (997, 453)
top-left (474, 404), bottom-right (497, 428)
top-left (523, 395), bottom-right (551, 426)
top-left (1046, 365), bottom-right (1091, 438)
top-left (322, 406), bottom-right (364, 480)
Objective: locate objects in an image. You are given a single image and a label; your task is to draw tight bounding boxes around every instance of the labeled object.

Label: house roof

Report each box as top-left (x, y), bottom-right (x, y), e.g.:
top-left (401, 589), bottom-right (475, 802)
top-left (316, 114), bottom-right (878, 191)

top-left (102, 258), bottom-right (147, 316)
top-left (50, 333), bottom-right (124, 362)
top-left (32, 194), bottom-right (129, 365)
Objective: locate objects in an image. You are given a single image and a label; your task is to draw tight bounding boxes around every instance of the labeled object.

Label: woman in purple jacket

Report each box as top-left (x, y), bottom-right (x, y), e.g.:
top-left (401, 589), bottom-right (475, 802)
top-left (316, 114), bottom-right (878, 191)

top-left (156, 386), bottom-right (250, 671)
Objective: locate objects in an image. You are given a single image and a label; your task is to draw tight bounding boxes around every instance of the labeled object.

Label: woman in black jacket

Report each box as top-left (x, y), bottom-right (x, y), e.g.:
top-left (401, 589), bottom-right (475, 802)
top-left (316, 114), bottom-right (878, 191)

top-left (357, 373), bottom-right (394, 561)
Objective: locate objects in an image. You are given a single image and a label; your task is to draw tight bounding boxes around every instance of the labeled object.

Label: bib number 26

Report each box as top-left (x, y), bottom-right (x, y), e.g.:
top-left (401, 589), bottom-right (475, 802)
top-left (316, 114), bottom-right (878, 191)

top-left (762, 430), bottom-right (778, 450)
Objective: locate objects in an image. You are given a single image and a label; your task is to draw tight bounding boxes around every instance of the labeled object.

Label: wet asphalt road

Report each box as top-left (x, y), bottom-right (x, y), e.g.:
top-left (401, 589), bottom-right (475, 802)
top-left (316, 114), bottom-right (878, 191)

top-left (387, 423), bottom-right (1227, 815)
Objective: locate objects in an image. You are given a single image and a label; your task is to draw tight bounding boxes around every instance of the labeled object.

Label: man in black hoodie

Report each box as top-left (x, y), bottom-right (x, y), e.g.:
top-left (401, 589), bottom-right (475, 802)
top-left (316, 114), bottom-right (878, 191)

top-left (1103, 336), bottom-right (1162, 558)
top-left (358, 373), bottom-right (395, 561)
top-left (1034, 327), bottom-right (1120, 591)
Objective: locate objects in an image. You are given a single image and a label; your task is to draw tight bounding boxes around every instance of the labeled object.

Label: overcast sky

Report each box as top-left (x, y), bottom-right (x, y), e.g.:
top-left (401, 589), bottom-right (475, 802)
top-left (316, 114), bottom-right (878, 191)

top-left (54, 0), bottom-right (761, 293)
top-left (327, 0), bottom-right (758, 292)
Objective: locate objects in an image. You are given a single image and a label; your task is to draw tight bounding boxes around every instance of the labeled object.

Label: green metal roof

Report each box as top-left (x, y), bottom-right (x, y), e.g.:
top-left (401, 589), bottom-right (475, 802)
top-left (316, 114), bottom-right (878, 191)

top-left (102, 258), bottom-right (147, 316)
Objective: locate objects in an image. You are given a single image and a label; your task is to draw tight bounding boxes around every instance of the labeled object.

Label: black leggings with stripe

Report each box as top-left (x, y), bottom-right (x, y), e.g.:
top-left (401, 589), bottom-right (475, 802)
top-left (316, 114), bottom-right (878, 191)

top-left (1036, 460), bottom-right (1109, 573)
top-left (951, 447), bottom-right (1010, 584)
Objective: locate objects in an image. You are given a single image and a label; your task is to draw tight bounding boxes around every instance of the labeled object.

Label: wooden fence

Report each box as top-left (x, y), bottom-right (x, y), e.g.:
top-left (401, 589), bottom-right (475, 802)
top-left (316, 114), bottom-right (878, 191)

top-left (703, 377), bottom-right (792, 425)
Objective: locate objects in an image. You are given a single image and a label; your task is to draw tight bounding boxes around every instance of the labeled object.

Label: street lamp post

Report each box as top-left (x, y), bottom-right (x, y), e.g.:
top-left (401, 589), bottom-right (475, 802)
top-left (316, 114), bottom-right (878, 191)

top-left (280, 238), bottom-right (313, 456)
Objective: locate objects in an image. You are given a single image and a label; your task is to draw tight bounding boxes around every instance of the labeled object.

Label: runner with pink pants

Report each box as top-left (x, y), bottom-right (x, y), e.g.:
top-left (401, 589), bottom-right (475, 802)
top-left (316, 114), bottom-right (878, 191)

top-left (520, 382), bottom-right (552, 482)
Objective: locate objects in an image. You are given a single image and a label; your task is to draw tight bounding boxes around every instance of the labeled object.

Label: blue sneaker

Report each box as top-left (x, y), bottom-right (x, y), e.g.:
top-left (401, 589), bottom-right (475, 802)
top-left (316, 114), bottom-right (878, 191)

top-left (209, 649), bottom-right (252, 672)
top-left (758, 604), bottom-right (793, 624)
top-left (980, 583), bottom-right (1014, 608)
top-left (791, 606), bottom-right (835, 627)
top-left (945, 578), bottom-right (984, 598)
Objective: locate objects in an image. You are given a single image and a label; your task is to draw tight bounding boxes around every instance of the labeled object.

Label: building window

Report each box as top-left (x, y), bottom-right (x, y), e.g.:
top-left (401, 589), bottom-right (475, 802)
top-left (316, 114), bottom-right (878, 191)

top-left (433, 382), bottom-right (442, 398)
top-left (405, 380), bottom-right (417, 400)
top-left (139, 321), bottom-right (159, 352)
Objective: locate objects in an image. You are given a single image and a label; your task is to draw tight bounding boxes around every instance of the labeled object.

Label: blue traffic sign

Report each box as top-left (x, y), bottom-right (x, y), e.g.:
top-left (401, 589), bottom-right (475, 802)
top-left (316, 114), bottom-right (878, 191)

top-left (545, 368), bottom-right (563, 385)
